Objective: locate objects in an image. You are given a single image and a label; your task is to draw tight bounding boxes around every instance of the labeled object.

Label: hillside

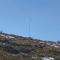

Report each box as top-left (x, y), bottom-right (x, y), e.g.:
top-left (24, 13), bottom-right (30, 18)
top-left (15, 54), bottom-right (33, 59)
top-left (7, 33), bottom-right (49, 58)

top-left (0, 32), bottom-right (60, 60)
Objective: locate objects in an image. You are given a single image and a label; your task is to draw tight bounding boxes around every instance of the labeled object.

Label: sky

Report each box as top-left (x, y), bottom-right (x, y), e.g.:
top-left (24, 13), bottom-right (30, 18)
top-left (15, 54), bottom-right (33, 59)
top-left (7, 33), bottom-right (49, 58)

top-left (0, 0), bottom-right (60, 41)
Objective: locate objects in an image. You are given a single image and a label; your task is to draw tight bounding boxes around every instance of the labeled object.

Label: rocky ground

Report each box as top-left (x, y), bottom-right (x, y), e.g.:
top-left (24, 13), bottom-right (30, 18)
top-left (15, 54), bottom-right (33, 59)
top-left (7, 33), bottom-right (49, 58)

top-left (0, 32), bottom-right (60, 60)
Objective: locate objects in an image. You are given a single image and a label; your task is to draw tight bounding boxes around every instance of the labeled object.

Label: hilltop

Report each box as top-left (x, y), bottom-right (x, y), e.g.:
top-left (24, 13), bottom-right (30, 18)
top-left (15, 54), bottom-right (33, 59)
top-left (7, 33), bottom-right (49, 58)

top-left (0, 32), bottom-right (60, 60)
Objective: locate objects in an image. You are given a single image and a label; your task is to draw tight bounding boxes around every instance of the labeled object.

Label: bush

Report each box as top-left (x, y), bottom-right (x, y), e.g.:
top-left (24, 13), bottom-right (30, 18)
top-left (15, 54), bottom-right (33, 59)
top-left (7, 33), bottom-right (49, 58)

top-left (55, 57), bottom-right (60, 60)
top-left (3, 46), bottom-right (19, 54)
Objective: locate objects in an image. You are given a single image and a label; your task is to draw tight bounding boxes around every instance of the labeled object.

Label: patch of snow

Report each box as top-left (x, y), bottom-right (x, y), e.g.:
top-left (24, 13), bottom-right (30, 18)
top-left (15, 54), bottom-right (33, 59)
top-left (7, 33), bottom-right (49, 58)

top-left (32, 56), bottom-right (37, 59)
top-left (3, 43), bottom-right (6, 45)
top-left (0, 34), bottom-right (5, 37)
top-left (41, 57), bottom-right (54, 60)
top-left (0, 34), bottom-right (15, 39)
top-left (50, 44), bottom-right (59, 48)
top-left (6, 36), bottom-right (15, 38)
top-left (54, 45), bottom-right (59, 48)
top-left (46, 43), bottom-right (51, 45)
top-left (39, 42), bottom-right (45, 44)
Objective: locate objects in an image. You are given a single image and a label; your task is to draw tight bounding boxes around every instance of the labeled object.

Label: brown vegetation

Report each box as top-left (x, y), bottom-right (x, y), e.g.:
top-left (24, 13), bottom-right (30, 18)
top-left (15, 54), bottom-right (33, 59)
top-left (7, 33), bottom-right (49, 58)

top-left (0, 33), bottom-right (60, 60)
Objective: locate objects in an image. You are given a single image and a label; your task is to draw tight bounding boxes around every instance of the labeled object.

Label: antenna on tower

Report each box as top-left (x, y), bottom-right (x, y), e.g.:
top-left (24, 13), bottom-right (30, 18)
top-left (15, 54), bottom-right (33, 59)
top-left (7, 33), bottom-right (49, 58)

top-left (28, 17), bottom-right (32, 37)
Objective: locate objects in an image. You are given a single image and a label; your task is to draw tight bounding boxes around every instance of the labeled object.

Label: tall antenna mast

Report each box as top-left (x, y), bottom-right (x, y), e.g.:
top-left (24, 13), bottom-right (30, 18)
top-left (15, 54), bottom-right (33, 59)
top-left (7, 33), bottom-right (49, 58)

top-left (28, 17), bottom-right (31, 37)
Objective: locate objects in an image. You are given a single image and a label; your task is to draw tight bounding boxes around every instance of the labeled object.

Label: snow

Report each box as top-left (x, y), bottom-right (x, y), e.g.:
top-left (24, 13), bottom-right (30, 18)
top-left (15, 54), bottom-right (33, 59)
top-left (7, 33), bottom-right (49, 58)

top-left (39, 42), bottom-right (45, 44)
top-left (5, 35), bottom-right (15, 39)
top-left (50, 44), bottom-right (59, 48)
top-left (32, 56), bottom-right (37, 59)
top-left (3, 43), bottom-right (6, 45)
top-left (41, 57), bottom-right (54, 60)
top-left (0, 34), bottom-right (5, 37)
top-left (0, 34), bottom-right (15, 39)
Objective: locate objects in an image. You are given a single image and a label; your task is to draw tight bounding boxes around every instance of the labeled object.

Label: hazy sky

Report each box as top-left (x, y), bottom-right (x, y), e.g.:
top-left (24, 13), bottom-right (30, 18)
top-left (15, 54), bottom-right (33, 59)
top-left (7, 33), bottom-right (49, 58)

top-left (0, 0), bottom-right (60, 41)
